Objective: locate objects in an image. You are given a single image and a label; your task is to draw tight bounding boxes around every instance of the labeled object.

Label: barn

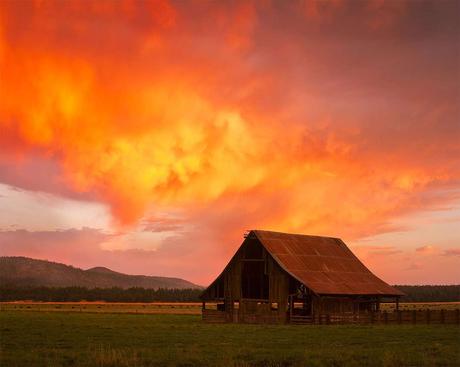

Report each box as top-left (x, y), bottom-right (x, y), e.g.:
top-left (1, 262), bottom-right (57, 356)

top-left (201, 230), bottom-right (404, 324)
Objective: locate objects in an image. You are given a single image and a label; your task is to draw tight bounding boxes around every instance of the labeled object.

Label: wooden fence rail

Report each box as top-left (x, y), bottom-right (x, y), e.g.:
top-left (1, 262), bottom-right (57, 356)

top-left (202, 309), bottom-right (228, 323)
top-left (203, 309), bottom-right (460, 325)
top-left (291, 309), bottom-right (460, 325)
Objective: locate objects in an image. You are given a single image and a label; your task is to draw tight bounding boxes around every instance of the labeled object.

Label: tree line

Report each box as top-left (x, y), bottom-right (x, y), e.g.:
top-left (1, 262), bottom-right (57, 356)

top-left (0, 286), bottom-right (203, 302)
top-left (0, 285), bottom-right (458, 302)
top-left (394, 285), bottom-right (459, 302)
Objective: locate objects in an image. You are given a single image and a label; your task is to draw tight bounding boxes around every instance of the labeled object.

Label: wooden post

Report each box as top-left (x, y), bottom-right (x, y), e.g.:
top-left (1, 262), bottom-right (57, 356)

top-left (289, 295), bottom-right (293, 322)
top-left (318, 296), bottom-right (322, 323)
top-left (202, 301), bottom-right (205, 310)
top-left (441, 309), bottom-right (445, 324)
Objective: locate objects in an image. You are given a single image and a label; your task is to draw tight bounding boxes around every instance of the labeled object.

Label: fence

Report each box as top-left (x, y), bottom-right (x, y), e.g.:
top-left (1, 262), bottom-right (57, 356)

top-left (202, 309), bottom-right (228, 323)
top-left (290, 309), bottom-right (460, 325)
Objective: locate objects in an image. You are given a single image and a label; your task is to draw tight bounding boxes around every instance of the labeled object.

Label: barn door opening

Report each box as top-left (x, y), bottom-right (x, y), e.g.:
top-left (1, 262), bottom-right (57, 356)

top-left (241, 260), bottom-right (269, 299)
top-left (241, 238), bottom-right (269, 300)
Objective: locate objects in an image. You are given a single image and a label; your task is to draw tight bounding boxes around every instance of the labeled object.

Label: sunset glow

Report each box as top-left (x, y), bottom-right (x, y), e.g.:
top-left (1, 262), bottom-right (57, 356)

top-left (0, 0), bottom-right (459, 285)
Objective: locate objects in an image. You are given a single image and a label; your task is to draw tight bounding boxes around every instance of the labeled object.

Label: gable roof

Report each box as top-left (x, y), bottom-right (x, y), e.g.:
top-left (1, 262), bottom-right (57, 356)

top-left (253, 230), bottom-right (403, 296)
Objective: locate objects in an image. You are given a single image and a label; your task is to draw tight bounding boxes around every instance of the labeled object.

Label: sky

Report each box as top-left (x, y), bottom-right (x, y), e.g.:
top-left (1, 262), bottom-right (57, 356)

top-left (0, 0), bottom-right (459, 286)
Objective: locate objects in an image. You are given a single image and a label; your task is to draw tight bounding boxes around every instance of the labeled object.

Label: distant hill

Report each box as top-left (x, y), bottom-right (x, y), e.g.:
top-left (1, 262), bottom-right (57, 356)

top-left (0, 257), bottom-right (202, 290)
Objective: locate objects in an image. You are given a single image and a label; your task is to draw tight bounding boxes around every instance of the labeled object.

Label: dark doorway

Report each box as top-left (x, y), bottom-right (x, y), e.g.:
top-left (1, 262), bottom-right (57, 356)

top-left (241, 261), bottom-right (269, 299)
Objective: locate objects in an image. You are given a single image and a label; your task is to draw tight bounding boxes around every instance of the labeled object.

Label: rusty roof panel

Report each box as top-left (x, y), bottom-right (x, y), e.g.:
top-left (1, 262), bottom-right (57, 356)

top-left (254, 230), bottom-right (403, 296)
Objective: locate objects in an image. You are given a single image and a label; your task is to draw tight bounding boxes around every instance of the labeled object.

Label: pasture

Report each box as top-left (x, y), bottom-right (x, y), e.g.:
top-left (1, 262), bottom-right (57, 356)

top-left (2, 301), bottom-right (459, 314)
top-left (1, 304), bottom-right (459, 367)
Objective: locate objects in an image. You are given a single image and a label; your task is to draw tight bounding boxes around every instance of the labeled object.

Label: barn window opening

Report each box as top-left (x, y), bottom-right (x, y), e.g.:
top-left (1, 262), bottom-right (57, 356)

top-left (244, 239), bottom-right (263, 259)
top-left (271, 302), bottom-right (278, 310)
top-left (241, 261), bottom-right (269, 299)
top-left (233, 301), bottom-right (239, 309)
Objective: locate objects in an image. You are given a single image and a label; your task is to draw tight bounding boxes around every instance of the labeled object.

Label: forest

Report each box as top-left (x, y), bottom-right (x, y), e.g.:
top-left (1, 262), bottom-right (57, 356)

top-left (0, 286), bottom-right (202, 302)
top-left (0, 285), bottom-right (458, 303)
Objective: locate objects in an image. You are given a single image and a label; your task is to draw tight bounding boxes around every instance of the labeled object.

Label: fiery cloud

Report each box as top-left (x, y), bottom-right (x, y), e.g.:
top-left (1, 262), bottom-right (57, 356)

top-left (0, 1), bottom-right (459, 283)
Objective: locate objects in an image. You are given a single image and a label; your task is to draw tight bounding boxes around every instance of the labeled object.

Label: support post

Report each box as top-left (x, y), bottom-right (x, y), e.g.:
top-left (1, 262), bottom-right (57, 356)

top-left (318, 296), bottom-right (323, 324)
top-left (202, 301), bottom-right (205, 310)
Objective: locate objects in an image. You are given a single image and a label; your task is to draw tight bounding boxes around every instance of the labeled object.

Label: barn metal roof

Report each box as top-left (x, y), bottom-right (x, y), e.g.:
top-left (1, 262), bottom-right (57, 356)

top-left (253, 230), bottom-right (404, 296)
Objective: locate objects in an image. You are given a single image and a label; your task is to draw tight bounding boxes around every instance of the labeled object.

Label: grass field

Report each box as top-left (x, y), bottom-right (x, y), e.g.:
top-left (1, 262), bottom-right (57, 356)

top-left (1, 301), bottom-right (459, 315)
top-left (1, 309), bottom-right (459, 367)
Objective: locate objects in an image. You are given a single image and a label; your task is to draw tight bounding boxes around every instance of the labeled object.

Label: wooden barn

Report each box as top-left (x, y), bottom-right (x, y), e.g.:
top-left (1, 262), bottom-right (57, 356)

top-left (201, 230), bottom-right (404, 324)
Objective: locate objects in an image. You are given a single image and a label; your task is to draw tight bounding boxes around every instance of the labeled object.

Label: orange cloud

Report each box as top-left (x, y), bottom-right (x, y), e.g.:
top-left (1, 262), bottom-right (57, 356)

top-left (0, 0), bottom-right (459, 244)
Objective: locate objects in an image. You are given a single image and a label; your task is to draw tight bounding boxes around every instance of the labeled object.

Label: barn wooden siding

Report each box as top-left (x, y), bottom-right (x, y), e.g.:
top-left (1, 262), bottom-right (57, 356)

top-left (202, 236), bottom-right (290, 323)
top-left (201, 230), bottom-right (407, 325)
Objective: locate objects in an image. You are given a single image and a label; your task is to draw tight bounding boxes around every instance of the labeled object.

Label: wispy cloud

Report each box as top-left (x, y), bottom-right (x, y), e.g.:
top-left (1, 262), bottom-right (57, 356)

top-left (442, 248), bottom-right (460, 257)
top-left (141, 216), bottom-right (186, 233)
top-left (405, 262), bottom-right (423, 271)
top-left (415, 245), bottom-right (439, 255)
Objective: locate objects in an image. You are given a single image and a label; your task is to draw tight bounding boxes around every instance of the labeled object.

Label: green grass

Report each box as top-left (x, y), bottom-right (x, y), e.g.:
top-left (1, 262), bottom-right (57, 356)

top-left (0, 311), bottom-right (459, 367)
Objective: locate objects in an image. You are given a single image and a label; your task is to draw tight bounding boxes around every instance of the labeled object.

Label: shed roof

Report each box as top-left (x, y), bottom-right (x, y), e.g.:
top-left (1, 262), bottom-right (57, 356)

top-left (253, 230), bottom-right (403, 296)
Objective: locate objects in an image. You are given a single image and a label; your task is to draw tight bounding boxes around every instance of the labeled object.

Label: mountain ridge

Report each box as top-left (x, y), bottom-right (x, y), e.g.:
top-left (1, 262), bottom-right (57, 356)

top-left (0, 256), bottom-right (202, 289)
